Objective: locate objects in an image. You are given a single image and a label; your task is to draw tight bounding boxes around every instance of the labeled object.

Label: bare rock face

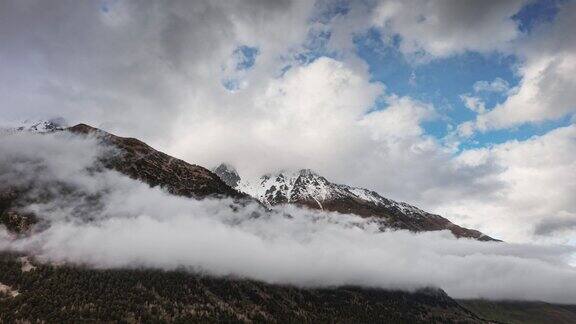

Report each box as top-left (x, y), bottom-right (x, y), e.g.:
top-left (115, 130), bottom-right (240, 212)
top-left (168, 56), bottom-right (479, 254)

top-left (215, 166), bottom-right (496, 241)
top-left (212, 163), bottom-right (241, 188)
top-left (1, 122), bottom-right (492, 241)
top-left (68, 124), bottom-right (248, 200)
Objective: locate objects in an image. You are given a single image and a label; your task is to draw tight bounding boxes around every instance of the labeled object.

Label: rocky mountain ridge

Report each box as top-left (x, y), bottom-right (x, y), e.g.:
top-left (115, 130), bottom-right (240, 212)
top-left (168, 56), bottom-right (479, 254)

top-left (0, 123), bottom-right (250, 234)
top-left (214, 164), bottom-right (495, 241)
top-left (68, 124), bottom-right (248, 200)
top-left (0, 119), bottom-right (66, 134)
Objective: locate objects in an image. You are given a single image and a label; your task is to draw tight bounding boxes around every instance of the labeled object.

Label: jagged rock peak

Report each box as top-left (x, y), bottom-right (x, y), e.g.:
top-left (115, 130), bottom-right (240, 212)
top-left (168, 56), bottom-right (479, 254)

top-left (213, 163), bottom-right (241, 188)
top-left (213, 163), bottom-right (496, 241)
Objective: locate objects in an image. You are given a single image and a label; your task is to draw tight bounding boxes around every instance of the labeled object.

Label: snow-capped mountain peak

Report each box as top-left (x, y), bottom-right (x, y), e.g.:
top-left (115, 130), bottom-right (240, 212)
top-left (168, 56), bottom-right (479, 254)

top-left (217, 165), bottom-right (428, 217)
top-left (213, 163), bottom-right (495, 240)
top-left (1, 118), bottom-right (67, 134)
top-left (230, 168), bottom-right (340, 208)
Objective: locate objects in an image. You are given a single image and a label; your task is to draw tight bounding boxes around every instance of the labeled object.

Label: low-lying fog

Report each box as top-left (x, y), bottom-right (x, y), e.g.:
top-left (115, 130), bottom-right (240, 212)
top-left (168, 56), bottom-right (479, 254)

top-left (1, 132), bottom-right (575, 303)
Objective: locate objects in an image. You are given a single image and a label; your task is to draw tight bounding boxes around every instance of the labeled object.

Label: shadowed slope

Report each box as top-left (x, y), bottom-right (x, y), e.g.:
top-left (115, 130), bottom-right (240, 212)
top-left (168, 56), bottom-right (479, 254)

top-left (68, 124), bottom-right (248, 200)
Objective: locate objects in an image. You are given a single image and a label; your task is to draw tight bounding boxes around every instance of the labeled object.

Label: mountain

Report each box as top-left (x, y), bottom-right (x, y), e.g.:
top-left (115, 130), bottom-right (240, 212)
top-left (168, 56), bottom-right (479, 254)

top-left (214, 165), bottom-right (495, 241)
top-left (0, 123), bottom-right (494, 322)
top-left (0, 119), bottom-right (65, 135)
top-left (1, 121), bottom-right (246, 201)
top-left (0, 123), bottom-right (539, 323)
top-left (68, 124), bottom-right (248, 200)
top-left (1, 123), bottom-right (249, 234)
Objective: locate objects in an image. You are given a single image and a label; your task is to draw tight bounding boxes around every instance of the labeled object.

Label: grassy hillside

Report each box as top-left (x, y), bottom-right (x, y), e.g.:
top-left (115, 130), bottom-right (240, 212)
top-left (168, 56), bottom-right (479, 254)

top-left (459, 299), bottom-right (576, 324)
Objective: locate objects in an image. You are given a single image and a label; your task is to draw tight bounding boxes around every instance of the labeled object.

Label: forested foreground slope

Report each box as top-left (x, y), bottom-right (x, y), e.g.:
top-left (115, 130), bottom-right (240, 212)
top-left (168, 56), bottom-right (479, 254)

top-left (0, 253), bottom-right (488, 323)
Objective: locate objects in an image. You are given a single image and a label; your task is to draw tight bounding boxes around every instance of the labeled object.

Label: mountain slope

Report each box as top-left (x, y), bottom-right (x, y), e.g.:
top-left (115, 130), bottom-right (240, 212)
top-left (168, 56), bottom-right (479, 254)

top-left (214, 165), bottom-right (495, 241)
top-left (68, 124), bottom-right (248, 200)
top-left (459, 299), bottom-right (576, 324)
top-left (0, 123), bottom-right (499, 322)
top-left (0, 119), bottom-right (65, 135)
top-left (1, 124), bottom-right (250, 234)
top-left (0, 252), bottom-right (489, 323)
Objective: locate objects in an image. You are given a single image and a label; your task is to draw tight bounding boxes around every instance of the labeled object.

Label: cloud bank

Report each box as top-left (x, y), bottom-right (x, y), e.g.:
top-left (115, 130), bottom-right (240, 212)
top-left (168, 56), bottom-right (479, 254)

top-left (1, 132), bottom-right (576, 304)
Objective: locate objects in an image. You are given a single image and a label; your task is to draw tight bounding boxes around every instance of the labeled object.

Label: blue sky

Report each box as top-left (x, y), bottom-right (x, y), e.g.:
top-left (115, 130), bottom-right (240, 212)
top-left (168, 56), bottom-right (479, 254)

top-left (228, 0), bottom-right (571, 150)
top-left (349, 1), bottom-right (566, 148)
top-left (355, 30), bottom-right (519, 140)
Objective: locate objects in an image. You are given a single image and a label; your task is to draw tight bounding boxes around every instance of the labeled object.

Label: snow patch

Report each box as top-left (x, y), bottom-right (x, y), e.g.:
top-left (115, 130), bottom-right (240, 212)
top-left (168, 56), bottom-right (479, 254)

top-left (0, 119), bottom-right (67, 135)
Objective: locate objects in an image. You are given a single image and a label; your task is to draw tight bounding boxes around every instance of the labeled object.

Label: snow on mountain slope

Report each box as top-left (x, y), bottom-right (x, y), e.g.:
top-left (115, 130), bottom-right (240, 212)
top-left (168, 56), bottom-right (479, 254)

top-left (220, 165), bottom-right (429, 218)
top-left (236, 169), bottom-right (344, 209)
top-left (0, 119), bottom-right (66, 134)
top-left (213, 163), bottom-right (495, 240)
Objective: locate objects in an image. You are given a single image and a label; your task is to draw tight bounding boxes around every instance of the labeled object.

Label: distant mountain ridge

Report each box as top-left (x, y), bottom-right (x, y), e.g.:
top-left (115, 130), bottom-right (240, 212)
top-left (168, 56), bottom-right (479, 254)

top-left (2, 120), bottom-right (242, 201)
top-left (214, 163), bottom-right (496, 241)
top-left (0, 119), bottom-right (65, 135)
